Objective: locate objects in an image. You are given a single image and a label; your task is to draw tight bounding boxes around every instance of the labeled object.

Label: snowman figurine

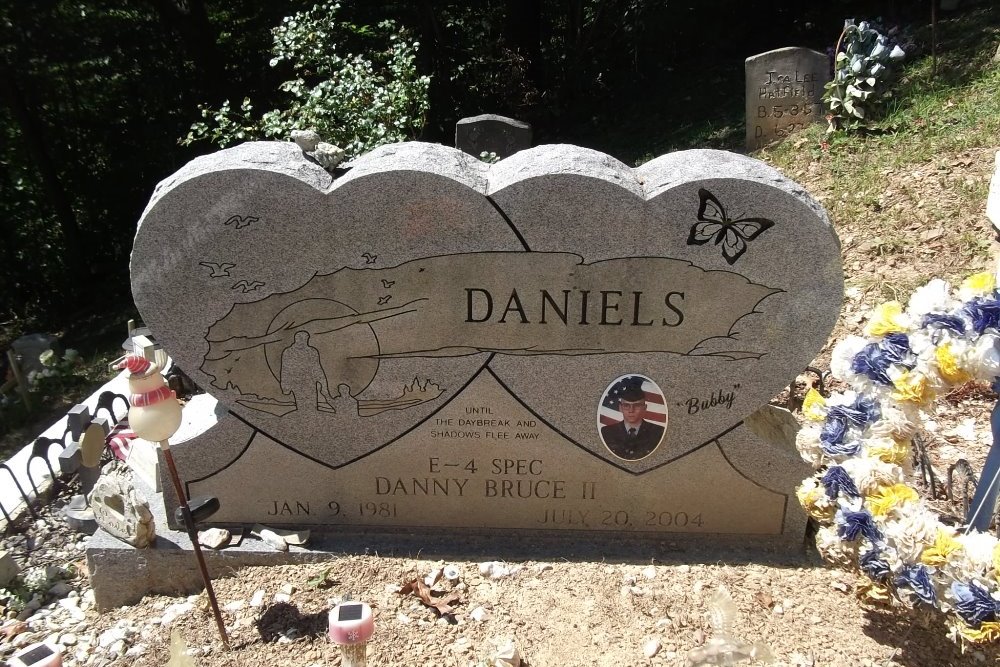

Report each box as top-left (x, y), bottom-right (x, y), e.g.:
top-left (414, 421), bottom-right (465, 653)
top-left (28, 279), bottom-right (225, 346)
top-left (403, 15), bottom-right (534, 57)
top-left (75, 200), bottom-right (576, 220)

top-left (116, 354), bottom-right (182, 442)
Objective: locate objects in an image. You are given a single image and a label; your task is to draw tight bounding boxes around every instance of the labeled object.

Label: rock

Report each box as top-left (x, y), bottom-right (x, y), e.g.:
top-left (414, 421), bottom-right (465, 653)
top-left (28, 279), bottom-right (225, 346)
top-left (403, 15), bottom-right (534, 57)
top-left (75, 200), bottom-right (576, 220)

top-left (60, 632), bottom-right (78, 646)
top-left (109, 638), bottom-right (126, 656)
top-left (256, 528), bottom-right (288, 551)
top-left (126, 644), bottom-right (147, 658)
top-left (279, 583), bottom-right (296, 596)
top-left (48, 582), bottom-right (72, 598)
top-left (90, 472), bottom-right (156, 549)
top-left (493, 640), bottom-right (521, 667)
top-left (274, 593), bottom-right (291, 603)
top-left (642, 566), bottom-right (656, 580)
top-left (291, 129), bottom-right (322, 152)
top-left (424, 568), bottom-right (443, 586)
top-left (98, 626), bottom-right (128, 648)
top-left (0, 551), bottom-right (19, 587)
top-left (223, 600), bottom-right (246, 612)
top-left (311, 142), bottom-right (345, 170)
top-left (644, 638), bottom-right (661, 658)
top-left (198, 528), bottom-right (231, 550)
top-left (160, 601), bottom-right (194, 626)
top-left (250, 590), bottom-right (266, 607)
top-left (469, 607), bottom-right (489, 622)
top-left (443, 565), bottom-right (461, 582)
top-left (479, 561), bottom-right (520, 579)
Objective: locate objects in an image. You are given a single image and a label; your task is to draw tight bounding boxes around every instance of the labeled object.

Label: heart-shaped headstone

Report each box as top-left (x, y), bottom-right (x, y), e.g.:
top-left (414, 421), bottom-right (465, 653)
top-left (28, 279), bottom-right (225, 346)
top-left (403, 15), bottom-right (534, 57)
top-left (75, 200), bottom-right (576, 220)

top-left (132, 142), bottom-right (841, 472)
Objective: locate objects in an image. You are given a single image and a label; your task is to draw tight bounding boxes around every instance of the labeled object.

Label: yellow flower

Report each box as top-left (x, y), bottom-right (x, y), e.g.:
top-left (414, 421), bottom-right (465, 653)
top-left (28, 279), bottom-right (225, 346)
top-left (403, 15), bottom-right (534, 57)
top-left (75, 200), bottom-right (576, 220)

top-left (920, 529), bottom-right (962, 566)
top-left (796, 483), bottom-right (834, 521)
top-left (802, 388), bottom-right (827, 421)
top-left (892, 370), bottom-right (934, 405)
top-left (864, 301), bottom-right (908, 337)
top-left (961, 272), bottom-right (997, 298)
top-left (960, 621), bottom-right (1000, 643)
top-left (867, 483), bottom-right (919, 517)
top-left (865, 437), bottom-right (911, 465)
top-left (935, 343), bottom-right (971, 385)
top-left (993, 543), bottom-right (1000, 580)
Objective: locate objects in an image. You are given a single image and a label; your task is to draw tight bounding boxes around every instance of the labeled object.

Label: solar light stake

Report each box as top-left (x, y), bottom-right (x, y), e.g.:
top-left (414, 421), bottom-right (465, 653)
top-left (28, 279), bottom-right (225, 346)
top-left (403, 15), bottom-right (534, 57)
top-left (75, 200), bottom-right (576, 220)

top-left (161, 440), bottom-right (231, 649)
top-left (117, 354), bottom-right (230, 649)
top-left (329, 601), bottom-right (375, 667)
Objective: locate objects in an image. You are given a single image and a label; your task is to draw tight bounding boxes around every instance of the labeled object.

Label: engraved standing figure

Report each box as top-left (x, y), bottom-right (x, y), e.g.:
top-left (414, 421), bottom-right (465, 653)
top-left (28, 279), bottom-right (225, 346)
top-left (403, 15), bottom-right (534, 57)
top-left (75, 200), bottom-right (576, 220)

top-left (279, 331), bottom-right (331, 415)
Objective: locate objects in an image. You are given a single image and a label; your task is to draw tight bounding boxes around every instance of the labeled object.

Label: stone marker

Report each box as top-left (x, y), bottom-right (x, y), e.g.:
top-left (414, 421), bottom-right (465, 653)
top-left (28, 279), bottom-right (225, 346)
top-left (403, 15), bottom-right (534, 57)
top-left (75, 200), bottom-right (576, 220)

top-left (455, 114), bottom-right (532, 160)
top-left (10, 333), bottom-right (58, 376)
top-left (745, 47), bottom-right (830, 150)
top-left (130, 140), bottom-right (842, 545)
top-left (91, 472), bottom-right (156, 548)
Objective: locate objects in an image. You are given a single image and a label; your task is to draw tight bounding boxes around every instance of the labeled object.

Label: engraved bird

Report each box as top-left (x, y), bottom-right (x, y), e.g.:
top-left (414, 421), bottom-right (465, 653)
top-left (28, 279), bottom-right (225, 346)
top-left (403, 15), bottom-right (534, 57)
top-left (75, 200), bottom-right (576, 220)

top-left (199, 262), bottom-right (236, 278)
top-left (378, 295), bottom-right (392, 305)
top-left (362, 252), bottom-right (377, 264)
top-left (380, 279), bottom-right (395, 288)
top-left (224, 215), bottom-right (259, 229)
top-left (232, 280), bottom-right (265, 293)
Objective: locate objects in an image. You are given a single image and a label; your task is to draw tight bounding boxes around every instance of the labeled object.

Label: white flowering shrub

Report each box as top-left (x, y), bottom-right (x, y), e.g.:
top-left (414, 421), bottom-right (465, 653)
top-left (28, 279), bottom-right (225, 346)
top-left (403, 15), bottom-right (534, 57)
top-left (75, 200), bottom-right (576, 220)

top-left (183, 2), bottom-right (430, 158)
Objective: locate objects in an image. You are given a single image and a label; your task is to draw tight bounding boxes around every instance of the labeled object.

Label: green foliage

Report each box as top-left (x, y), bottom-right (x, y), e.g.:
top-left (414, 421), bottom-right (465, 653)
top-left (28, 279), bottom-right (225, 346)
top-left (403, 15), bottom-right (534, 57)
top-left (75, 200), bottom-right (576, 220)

top-left (824, 20), bottom-right (906, 131)
top-left (183, 2), bottom-right (430, 157)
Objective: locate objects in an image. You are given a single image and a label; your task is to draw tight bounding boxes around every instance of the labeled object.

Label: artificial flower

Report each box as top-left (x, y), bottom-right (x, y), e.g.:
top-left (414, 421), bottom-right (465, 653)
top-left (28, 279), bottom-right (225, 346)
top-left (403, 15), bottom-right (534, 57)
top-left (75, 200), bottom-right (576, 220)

top-left (840, 457), bottom-right (905, 495)
top-left (801, 388), bottom-right (827, 421)
top-left (836, 506), bottom-right (883, 543)
top-left (795, 424), bottom-right (825, 466)
top-left (895, 564), bottom-right (936, 605)
top-left (859, 547), bottom-right (892, 582)
top-left (958, 272), bottom-right (997, 301)
top-left (881, 506), bottom-right (939, 562)
top-left (951, 581), bottom-right (1000, 626)
top-left (867, 483), bottom-right (919, 517)
top-left (863, 436), bottom-right (911, 467)
top-left (866, 403), bottom-right (918, 441)
top-left (864, 301), bottom-right (909, 337)
top-left (797, 479), bottom-right (835, 521)
top-left (890, 368), bottom-right (934, 405)
top-left (960, 621), bottom-right (1000, 643)
top-left (934, 341), bottom-right (972, 385)
top-left (907, 278), bottom-right (954, 317)
top-left (921, 529), bottom-right (963, 566)
top-left (969, 333), bottom-right (1000, 381)
top-left (821, 466), bottom-right (860, 500)
top-left (831, 336), bottom-right (869, 381)
top-left (949, 532), bottom-right (1000, 580)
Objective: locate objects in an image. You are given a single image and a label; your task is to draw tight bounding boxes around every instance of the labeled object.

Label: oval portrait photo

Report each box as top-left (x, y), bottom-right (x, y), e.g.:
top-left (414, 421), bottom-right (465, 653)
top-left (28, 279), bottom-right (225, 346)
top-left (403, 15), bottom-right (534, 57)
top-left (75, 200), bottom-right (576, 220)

top-left (597, 374), bottom-right (668, 461)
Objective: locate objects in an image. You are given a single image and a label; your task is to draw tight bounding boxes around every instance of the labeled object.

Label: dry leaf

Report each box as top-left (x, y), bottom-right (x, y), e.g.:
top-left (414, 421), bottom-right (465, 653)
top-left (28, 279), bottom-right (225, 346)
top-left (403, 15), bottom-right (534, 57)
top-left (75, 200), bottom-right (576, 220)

top-left (753, 591), bottom-right (774, 609)
top-left (398, 573), bottom-right (461, 616)
top-left (0, 620), bottom-right (27, 641)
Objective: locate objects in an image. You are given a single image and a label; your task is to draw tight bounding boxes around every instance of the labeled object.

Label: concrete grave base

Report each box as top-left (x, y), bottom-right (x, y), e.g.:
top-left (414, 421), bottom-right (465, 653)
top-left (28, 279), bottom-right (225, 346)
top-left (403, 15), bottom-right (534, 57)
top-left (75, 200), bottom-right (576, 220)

top-left (87, 466), bottom-right (811, 610)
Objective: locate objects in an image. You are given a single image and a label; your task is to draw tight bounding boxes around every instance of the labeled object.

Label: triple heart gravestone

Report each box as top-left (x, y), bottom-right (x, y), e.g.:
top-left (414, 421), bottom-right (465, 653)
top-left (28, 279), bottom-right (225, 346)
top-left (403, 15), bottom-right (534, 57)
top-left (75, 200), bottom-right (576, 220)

top-left (130, 141), bottom-right (842, 545)
top-left (745, 47), bottom-right (830, 150)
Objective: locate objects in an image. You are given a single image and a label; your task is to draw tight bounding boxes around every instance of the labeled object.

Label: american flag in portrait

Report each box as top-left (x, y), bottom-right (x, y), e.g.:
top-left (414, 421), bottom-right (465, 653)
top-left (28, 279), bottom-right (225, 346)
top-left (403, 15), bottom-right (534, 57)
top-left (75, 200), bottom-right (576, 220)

top-left (599, 376), bottom-right (667, 427)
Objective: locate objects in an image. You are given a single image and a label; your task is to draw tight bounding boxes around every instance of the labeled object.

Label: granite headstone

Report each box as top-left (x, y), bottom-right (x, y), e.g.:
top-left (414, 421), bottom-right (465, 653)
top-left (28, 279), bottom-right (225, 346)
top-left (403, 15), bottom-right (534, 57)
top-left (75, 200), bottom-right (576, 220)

top-left (455, 114), bottom-right (532, 160)
top-left (745, 47), bottom-right (830, 150)
top-left (130, 140), bottom-right (842, 545)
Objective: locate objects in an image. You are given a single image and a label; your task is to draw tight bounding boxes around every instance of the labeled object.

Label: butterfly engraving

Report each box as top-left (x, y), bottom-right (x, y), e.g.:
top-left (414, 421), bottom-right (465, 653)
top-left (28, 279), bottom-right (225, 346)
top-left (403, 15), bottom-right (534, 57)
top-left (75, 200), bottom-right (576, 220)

top-left (687, 189), bottom-right (775, 265)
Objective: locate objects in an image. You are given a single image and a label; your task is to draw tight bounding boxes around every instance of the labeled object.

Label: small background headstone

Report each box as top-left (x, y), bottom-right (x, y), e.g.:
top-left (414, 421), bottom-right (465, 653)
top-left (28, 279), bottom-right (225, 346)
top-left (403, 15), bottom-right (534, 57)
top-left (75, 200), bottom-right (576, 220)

top-left (11, 333), bottom-right (58, 376)
top-left (745, 47), bottom-right (830, 150)
top-left (455, 114), bottom-right (532, 160)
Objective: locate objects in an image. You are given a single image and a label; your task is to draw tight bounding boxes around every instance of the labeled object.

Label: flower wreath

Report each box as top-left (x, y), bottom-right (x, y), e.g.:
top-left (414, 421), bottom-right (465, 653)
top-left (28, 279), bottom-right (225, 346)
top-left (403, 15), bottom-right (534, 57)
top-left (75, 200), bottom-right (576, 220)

top-left (797, 271), bottom-right (1000, 644)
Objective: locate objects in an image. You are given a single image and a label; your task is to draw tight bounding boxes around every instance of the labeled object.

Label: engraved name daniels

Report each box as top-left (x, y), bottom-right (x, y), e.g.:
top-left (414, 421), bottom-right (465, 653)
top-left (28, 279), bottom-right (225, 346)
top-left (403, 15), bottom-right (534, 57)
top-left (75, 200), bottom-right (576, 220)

top-left (462, 287), bottom-right (686, 326)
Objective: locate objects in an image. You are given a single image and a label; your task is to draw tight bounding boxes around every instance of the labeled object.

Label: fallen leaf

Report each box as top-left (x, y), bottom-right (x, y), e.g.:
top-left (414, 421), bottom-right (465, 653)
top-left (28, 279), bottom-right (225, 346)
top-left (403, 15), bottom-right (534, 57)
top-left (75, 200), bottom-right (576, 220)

top-left (398, 573), bottom-right (461, 616)
top-left (0, 620), bottom-right (27, 641)
top-left (753, 591), bottom-right (775, 609)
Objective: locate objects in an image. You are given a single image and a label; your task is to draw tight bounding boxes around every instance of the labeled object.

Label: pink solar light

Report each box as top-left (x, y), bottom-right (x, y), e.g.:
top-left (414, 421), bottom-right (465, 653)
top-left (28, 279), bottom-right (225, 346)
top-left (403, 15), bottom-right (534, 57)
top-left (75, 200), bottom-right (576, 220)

top-left (329, 601), bottom-right (374, 644)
